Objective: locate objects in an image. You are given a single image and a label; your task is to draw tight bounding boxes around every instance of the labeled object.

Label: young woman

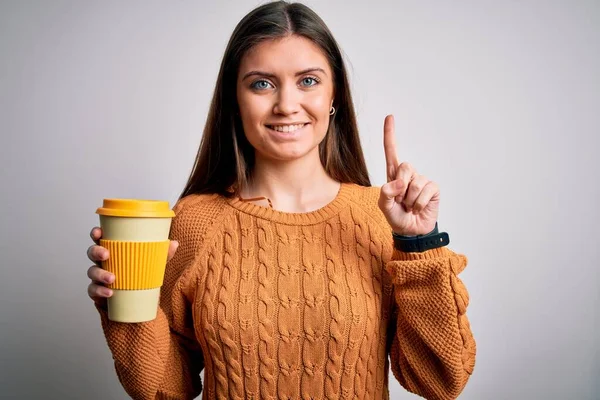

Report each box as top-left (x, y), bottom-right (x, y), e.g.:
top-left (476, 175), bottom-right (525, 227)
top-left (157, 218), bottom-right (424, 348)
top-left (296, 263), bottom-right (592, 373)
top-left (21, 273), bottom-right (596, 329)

top-left (86, 2), bottom-right (476, 399)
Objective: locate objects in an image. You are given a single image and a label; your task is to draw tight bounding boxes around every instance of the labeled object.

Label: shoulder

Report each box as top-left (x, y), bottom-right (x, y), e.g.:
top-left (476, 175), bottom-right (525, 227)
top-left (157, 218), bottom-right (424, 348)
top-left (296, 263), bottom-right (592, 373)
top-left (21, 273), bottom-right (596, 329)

top-left (173, 193), bottom-right (228, 219)
top-left (344, 183), bottom-right (381, 209)
top-left (170, 193), bottom-right (229, 246)
top-left (343, 183), bottom-right (391, 238)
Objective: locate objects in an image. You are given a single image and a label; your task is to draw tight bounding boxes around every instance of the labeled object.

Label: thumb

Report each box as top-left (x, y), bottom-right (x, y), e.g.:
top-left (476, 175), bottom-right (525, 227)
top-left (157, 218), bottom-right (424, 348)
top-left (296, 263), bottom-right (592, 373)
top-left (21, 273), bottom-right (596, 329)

top-left (167, 240), bottom-right (179, 262)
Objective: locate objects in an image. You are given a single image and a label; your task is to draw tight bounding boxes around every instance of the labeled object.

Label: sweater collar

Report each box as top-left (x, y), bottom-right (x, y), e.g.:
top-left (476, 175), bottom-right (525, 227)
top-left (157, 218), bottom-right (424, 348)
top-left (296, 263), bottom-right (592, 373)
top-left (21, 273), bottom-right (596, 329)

top-left (226, 182), bottom-right (353, 225)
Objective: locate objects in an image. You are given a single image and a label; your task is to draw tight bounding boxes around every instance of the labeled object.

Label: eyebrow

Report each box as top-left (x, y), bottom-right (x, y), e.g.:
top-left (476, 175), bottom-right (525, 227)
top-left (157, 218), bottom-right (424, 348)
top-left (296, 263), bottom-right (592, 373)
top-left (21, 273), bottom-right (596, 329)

top-left (241, 67), bottom-right (327, 81)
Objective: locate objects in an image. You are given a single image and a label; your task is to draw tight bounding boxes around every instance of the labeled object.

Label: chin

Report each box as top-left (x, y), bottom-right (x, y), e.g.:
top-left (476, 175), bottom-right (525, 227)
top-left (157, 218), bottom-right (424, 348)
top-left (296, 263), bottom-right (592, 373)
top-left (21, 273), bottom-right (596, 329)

top-left (258, 143), bottom-right (320, 162)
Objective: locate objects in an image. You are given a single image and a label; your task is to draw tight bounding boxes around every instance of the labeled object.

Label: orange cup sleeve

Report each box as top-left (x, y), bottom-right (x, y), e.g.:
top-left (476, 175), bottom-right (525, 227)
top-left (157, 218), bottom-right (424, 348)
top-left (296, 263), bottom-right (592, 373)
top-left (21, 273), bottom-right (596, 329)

top-left (99, 239), bottom-right (170, 290)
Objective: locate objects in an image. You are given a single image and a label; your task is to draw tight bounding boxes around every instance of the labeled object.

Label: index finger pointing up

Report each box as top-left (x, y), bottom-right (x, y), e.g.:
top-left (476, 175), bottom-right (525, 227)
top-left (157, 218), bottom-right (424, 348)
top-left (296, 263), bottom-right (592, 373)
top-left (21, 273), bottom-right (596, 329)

top-left (384, 114), bottom-right (400, 182)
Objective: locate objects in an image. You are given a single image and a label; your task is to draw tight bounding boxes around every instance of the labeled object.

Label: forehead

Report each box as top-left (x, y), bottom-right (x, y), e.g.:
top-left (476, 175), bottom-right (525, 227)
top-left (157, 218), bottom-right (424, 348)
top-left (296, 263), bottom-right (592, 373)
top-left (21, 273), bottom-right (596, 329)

top-left (239, 35), bottom-right (331, 76)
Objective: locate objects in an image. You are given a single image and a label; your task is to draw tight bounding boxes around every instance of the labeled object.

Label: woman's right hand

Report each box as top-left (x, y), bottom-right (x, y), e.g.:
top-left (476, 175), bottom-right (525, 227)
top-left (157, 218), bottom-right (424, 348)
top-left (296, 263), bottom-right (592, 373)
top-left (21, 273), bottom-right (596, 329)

top-left (86, 227), bottom-right (179, 309)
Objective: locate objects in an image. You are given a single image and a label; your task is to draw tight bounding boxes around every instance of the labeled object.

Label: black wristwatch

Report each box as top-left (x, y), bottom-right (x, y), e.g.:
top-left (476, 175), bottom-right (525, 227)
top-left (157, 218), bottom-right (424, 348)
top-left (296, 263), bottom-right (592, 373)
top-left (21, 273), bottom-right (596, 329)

top-left (392, 222), bottom-right (450, 252)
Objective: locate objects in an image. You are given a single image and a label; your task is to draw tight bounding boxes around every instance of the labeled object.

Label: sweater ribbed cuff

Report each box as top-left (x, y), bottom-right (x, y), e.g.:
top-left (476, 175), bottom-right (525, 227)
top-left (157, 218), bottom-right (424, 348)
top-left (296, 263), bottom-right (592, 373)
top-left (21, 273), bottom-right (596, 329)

top-left (392, 246), bottom-right (452, 261)
top-left (94, 301), bottom-right (109, 320)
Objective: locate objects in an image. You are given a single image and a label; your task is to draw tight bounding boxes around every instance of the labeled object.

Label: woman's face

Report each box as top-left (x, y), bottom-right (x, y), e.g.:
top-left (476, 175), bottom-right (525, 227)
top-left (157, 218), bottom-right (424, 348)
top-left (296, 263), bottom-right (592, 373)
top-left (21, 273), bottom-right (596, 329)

top-left (236, 35), bottom-right (335, 163)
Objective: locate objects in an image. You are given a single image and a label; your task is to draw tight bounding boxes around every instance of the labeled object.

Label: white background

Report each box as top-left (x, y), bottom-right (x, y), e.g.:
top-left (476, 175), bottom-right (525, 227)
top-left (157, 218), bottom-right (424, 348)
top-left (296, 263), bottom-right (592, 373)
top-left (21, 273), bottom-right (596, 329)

top-left (0, 1), bottom-right (598, 398)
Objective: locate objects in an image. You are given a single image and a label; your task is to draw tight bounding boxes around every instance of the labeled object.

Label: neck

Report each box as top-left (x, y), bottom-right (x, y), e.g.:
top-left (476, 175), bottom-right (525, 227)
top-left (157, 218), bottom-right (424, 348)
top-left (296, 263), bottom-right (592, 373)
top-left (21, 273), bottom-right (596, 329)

top-left (242, 151), bottom-right (340, 213)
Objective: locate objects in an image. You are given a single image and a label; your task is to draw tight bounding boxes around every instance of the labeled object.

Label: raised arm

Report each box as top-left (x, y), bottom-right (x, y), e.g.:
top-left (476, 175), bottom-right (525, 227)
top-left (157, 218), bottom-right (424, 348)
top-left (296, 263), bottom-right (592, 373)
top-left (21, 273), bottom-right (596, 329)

top-left (378, 114), bottom-right (476, 398)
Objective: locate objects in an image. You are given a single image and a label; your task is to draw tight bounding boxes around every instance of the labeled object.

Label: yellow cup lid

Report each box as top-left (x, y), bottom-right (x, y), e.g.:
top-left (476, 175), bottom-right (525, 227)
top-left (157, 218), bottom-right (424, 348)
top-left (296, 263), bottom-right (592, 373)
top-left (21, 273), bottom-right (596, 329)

top-left (96, 199), bottom-right (175, 218)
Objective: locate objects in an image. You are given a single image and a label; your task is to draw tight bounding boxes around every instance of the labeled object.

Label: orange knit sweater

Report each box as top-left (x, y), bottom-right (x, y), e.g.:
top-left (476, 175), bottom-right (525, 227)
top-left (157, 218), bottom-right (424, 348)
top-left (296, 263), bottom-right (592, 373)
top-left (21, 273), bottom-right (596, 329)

top-left (97, 183), bottom-right (476, 400)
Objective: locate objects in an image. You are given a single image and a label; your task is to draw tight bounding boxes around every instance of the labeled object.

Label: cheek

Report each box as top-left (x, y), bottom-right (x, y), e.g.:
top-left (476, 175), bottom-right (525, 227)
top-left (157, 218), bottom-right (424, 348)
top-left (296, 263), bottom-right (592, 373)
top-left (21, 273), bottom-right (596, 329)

top-left (239, 94), bottom-right (271, 122)
top-left (305, 92), bottom-right (332, 135)
top-left (306, 91), bottom-right (329, 113)
top-left (238, 95), bottom-right (270, 140)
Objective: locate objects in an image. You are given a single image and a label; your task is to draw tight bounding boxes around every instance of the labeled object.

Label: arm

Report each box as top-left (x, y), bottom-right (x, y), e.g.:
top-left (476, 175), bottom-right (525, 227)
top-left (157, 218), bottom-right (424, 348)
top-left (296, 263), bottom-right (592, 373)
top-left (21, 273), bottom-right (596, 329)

top-left (377, 113), bottom-right (476, 398)
top-left (96, 200), bottom-right (204, 400)
top-left (386, 246), bottom-right (476, 400)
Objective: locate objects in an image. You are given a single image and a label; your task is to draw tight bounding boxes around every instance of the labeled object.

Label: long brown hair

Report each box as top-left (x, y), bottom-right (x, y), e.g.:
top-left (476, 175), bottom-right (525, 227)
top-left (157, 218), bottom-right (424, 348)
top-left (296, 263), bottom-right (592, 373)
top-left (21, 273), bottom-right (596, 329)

top-left (179, 1), bottom-right (370, 200)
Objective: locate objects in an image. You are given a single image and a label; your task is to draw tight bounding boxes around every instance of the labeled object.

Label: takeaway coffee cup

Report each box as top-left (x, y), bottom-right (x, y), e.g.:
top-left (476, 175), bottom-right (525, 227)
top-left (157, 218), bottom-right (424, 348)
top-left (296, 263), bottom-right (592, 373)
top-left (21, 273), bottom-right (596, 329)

top-left (96, 199), bottom-right (175, 323)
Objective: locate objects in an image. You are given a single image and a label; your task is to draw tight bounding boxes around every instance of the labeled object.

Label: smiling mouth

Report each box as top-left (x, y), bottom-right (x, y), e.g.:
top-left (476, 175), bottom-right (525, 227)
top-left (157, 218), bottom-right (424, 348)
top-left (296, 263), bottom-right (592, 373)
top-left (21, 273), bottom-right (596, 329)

top-left (266, 123), bottom-right (308, 133)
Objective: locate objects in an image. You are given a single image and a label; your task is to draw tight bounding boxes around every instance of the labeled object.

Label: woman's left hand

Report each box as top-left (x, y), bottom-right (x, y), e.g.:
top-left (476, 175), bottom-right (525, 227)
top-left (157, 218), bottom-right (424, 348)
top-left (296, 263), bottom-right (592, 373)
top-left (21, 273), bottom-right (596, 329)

top-left (378, 115), bottom-right (440, 236)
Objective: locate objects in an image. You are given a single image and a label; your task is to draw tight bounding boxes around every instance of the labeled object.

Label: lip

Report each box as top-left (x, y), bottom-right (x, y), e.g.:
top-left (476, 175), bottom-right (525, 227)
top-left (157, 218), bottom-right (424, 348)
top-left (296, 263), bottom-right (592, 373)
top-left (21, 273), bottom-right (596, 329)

top-left (265, 122), bottom-right (309, 127)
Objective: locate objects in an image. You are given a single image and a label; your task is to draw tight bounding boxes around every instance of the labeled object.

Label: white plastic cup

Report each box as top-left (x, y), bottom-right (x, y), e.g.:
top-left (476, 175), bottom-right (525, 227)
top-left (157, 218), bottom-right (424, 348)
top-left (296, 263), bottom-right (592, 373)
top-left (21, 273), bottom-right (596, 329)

top-left (96, 199), bottom-right (175, 323)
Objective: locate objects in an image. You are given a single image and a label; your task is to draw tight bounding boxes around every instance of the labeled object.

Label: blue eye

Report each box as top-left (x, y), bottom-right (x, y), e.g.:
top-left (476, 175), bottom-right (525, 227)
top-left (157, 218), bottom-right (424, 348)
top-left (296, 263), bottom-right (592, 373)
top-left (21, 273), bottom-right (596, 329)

top-left (300, 77), bottom-right (319, 87)
top-left (251, 80), bottom-right (273, 90)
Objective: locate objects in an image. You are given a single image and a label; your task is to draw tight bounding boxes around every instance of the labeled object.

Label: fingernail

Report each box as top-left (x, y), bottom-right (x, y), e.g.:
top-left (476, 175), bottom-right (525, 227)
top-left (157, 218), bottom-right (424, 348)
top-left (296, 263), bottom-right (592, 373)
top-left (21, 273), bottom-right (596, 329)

top-left (104, 288), bottom-right (113, 297)
top-left (105, 275), bottom-right (114, 284)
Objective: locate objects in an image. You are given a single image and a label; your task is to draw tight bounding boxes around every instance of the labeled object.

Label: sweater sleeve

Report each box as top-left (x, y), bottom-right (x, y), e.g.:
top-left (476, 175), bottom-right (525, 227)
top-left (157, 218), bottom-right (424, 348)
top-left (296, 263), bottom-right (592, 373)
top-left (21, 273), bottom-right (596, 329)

top-left (386, 246), bottom-right (476, 400)
top-left (96, 198), bottom-right (204, 400)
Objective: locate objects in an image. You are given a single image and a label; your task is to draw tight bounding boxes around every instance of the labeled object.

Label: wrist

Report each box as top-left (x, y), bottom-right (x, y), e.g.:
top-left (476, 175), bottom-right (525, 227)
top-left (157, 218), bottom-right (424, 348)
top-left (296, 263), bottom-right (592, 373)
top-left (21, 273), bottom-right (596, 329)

top-left (392, 223), bottom-right (438, 238)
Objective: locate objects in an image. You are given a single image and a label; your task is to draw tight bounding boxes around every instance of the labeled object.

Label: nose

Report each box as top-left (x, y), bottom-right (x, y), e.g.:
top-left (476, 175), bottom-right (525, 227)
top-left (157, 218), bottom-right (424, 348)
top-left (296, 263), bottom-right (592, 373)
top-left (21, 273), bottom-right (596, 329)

top-left (273, 83), bottom-right (301, 115)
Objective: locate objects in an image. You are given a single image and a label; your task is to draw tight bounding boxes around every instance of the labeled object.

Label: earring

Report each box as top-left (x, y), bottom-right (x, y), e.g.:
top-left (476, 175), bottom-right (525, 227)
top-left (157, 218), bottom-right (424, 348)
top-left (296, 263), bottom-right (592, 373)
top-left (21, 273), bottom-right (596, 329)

top-left (329, 106), bottom-right (335, 115)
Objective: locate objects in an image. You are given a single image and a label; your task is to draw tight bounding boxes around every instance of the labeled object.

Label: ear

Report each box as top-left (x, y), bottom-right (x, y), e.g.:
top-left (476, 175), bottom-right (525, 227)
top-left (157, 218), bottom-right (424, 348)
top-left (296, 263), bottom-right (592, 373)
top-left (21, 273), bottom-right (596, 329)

top-left (330, 86), bottom-right (336, 108)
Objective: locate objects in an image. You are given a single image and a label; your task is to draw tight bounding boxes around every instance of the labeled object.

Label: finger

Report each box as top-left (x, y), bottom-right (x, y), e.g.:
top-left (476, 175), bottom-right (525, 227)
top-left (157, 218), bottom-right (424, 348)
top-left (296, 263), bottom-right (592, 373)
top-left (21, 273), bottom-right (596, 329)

top-left (380, 180), bottom-right (406, 201)
top-left (403, 174), bottom-right (429, 211)
top-left (383, 114), bottom-right (400, 182)
top-left (88, 282), bottom-right (113, 300)
top-left (393, 162), bottom-right (416, 205)
top-left (87, 265), bottom-right (114, 285)
top-left (167, 240), bottom-right (179, 262)
top-left (379, 181), bottom-right (399, 214)
top-left (412, 181), bottom-right (440, 214)
top-left (395, 162), bottom-right (415, 185)
top-left (90, 227), bottom-right (102, 245)
top-left (87, 245), bottom-right (109, 265)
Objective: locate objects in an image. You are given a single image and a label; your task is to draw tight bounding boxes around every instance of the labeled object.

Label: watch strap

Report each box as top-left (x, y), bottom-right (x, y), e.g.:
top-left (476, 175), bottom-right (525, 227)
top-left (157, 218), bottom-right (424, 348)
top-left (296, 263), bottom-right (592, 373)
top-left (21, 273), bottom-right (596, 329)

top-left (392, 223), bottom-right (450, 252)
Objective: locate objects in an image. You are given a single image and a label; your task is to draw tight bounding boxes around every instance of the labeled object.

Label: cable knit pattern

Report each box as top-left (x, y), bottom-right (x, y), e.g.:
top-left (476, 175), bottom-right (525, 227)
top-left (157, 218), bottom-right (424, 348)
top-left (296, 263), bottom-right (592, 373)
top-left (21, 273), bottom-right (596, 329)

top-left (300, 225), bottom-right (327, 399)
top-left (202, 235), bottom-right (228, 397)
top-left (257, 218), bottom-right (278, 399)
top-left (323, 218), bottom-right (346, 400)
top-left (97, 183), bottom-right (476, 400)
top-left (238, 213), bottom-right (260, 398)
top-left (350, 209), bottom-right (374, 399)
top-left (220, 217), bottom-right (244, 398)
top-left (339, 214), bottom-right (366, 400)
top-left (276, 224), bottom-right (302, 399)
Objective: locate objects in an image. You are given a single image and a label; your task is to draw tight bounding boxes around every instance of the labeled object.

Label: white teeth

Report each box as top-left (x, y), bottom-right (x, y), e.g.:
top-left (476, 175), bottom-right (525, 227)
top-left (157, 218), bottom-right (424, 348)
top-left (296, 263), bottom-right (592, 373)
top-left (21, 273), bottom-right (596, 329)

top-left (269, 124), bottom-right (305, 133)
